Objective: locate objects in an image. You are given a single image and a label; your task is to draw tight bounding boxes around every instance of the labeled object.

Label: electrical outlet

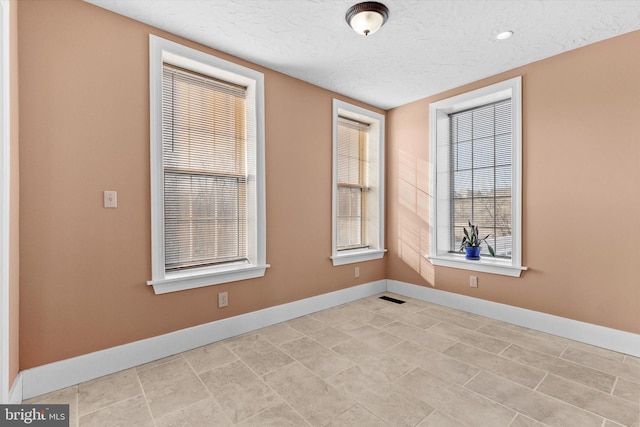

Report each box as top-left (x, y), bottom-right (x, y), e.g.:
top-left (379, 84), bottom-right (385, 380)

top-left (470, 276), bottom-right (478, 288)
top-left (355, 267), bottom-right (360, 278)
top-left (218, 292), bottom-right (228, 308)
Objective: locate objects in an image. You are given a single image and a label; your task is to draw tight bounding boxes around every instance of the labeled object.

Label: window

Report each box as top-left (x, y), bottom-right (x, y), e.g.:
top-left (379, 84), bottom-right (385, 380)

top-left (331, 100), bottom-right (385, 266)
top-left (429, 77), bottom-right (526, 277)
top-left (148, 35), bottom-right (268, 294)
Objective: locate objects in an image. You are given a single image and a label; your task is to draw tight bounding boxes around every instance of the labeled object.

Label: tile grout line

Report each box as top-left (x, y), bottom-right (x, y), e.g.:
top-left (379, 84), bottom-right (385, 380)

top-left (609, 375), bottom-right (619, 397)
top-left (532, 376), bottom-right (624, 426)
top-left (506, 412), bottom-right (519, 427)
top-left (533, 372), bottom-right (549, 391)
top-left (253, 358), bottom-right (321, 427)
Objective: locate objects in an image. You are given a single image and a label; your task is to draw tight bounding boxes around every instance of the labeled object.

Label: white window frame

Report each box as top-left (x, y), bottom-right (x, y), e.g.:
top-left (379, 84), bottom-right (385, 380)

top-left (331, 99), bottom-right (386, 266)
top-left (428, 76), bottom-right (526, 277)
top-left (148, 35), bottom-right (268, 294)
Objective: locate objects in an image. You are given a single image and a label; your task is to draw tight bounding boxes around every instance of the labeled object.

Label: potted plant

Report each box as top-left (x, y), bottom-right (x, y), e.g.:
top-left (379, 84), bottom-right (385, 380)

top-left (459, 221), bottom-right (495, 260)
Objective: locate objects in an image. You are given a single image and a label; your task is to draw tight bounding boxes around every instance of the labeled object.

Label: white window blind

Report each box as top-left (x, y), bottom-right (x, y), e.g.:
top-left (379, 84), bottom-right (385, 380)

top-left (162, 64), bottom-right (250, 271)
top-left (449, 100), bottom-right (512, 258)
top-left (336, 117), bottom-right (369, 250)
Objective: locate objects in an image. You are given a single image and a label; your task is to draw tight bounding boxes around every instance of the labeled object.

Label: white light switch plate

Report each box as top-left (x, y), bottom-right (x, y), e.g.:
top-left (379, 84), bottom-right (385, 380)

top-left (104, 191), bottom-right (117, 208)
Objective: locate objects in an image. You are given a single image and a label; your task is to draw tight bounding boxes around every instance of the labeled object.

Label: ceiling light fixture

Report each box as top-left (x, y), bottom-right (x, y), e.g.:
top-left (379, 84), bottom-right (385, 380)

top-left (496, 30), bottom-right (514, 40)
top-left (346, 2), bottom-right (389, 36)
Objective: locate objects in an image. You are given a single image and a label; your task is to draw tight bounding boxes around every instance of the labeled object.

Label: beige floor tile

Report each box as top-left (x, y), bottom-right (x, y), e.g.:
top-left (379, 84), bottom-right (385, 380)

top-left (24, 385), bottom-right (79, 427)
top-left (509, 414), bottom-right (547, 426)
top-left (389, 340), bottom-right (480, 385)
top-left (137, 358), bottom-right (210, 419)
top-left (236, 402), bottom-right (310, 426)
top-left (524, 329), bottom-right (575, 348)
top-left (155, 398), bottom-right (232, 427)
top-left (326, 365), bottom-right (382, 399)
top-left (333, 339), bottom-right (414, 384)
top-left (567, 341), bottom-right (627, 362)
top-left (348, 295), bottom-right (394, 312)
top-left (257, 322), bottom-right (305, 346)
top-left (536, 374), bottom-right (640, 426)
top-left (613, 377), bottom-right (640, 404)
top-left (336, 304), bottom-right (396, 328)
top-left (263, 362), bottom-right (353, 427)
top-left (336, 320), bottom-right (404, 350)
top-left (562, 347), bottom-right (640, 383)
top-left (416, 305), bottom-right (485, 330)
top-left (382, 321), bottom-right (456, 352)
top-left (423, 304), bottom-right (490, 324)
top-left (444, 342), bottom-right (546, 388)
top-left (477, 324), bottom-right (567, 356)
top-left (183, 341), bottom-right (237, 374)
top-left (78, 368), bottom-right (142, 416)
top-left (224, 333), bottom-right (294, 376)
top-left (386, 309), bottom-right (440, 329)
top-left (483, 318), bottom-right (531, 334)
top-left (280, 336), bottom-right (354, 379)
top-left (78, 395), bottom-right (153, 427)
top-left (604, 421), bottom-right (627, 427)
top-left (324, 404), bottom-right (387, 427)
top-left (355, 383), bottom-right (434, 426)
top-left (417, 410), bottom-right (467, 427)
top-left (396, 368), bottom-right (515, 426)
top-left (465, 371), bottom-right (603, 427)
top-left (309, 305), bottom-right (355, 326)
top-left (624, 355), bottom-right (640, 367)
top-left (199, 359), bottom-right (281, 423)
top-left (287, 317), bottom-right (353, 347)
top-left (135, 354), bottom-right (183, 373)
top-left (428, 321), bottom-right (510, 353)
top-left (501, 343), bottom-right (616, 393)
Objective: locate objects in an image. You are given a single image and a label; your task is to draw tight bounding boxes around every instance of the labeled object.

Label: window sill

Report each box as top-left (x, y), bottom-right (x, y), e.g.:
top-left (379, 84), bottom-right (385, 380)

top-left (331, 248), bottom-right (386, 266)
top-left (428, 254), bottom-right (527, 277)
top-left (147, 263), bottom-right (270, 294)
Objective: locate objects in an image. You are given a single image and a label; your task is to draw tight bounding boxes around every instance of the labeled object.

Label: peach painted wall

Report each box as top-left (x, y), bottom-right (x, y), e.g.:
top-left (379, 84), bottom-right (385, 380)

top-left (18, 0), bottom-right (385, 369)
top-left (387, 30), bottom-right (640, 334)
top-left (9, 0), bottom-right (19, 387)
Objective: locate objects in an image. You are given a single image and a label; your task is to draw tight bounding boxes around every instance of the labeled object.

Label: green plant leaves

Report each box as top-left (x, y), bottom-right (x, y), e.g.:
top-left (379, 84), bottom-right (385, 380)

top-left (459, 221), bottom-right (495, 257)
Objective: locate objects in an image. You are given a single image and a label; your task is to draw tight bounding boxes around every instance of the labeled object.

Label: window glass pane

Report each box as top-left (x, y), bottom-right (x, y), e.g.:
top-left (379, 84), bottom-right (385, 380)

top-left (449, 100), bottom-right (512, 258)
top-left (162, 64), bottom-right (248, 271)
top-left (336, 118), bottom-right (368, 250)
top-left (473, 137), bottom-right (494, 169)
top-left (454, 141), bottom-right (472, 171)
top-left (336, 186), bottom-right (364, 249)
top-left (495, 133), bottom-right (512, 166)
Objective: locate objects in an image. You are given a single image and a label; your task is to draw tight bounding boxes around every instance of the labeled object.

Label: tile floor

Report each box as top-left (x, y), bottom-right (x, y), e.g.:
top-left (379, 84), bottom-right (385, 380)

top-left (25, 293), bottom-right (640, 426)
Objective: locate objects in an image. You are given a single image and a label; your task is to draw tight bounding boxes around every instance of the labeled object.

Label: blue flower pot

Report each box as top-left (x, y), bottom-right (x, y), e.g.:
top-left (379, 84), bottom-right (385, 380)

top-left (465, 246), bottom-right (481, 260)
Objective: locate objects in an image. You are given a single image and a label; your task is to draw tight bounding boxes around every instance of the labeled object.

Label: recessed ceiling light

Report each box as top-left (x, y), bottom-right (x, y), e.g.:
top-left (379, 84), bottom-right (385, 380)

top-left (496, 31), bottom-right (514, 40)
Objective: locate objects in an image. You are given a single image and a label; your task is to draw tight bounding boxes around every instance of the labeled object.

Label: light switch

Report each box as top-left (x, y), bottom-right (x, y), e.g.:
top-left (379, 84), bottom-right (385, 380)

top-left (103, 190), bottom-right (117, 208)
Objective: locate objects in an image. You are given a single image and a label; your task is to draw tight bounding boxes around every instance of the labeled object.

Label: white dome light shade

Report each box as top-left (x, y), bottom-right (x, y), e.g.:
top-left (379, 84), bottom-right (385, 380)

top-left (496, 30), bottom-right (514, 40)
top-left (346, 2), bottom-right (389, 36)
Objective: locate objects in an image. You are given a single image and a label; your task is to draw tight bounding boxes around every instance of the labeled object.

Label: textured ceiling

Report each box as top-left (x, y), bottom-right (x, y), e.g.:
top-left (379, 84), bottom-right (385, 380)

top-left (86, 0), bottom-right (640, 110)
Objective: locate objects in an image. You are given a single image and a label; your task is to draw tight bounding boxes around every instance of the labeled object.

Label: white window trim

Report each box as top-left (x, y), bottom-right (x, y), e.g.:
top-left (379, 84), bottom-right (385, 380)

top-left (331, 99), bottom-right (386, 266)
top-left (428, 76), bottom-right (526, 277)
top-left (148, 35), bottom-right (268, 294)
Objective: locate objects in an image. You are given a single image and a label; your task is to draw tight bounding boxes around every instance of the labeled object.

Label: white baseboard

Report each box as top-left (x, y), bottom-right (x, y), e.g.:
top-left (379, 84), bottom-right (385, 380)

top-left (19, 278), bottom-right (640, 401)
top-left (21, 280), bottom-right (386, 400)
top-left (8, 372), bottom-right (21, 404)
top-left (387, 280), bottom-right (640, 357)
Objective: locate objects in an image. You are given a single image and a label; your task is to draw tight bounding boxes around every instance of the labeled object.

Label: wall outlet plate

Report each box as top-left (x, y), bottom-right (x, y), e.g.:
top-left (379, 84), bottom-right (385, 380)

top-left (218, 292), bottom-right (228, 308)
